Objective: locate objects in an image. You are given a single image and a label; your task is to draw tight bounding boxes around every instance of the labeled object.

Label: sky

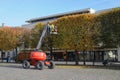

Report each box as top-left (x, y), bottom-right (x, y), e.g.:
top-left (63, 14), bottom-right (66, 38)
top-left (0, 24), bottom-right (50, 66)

top-left (0, 0), bottom-right (120, 26)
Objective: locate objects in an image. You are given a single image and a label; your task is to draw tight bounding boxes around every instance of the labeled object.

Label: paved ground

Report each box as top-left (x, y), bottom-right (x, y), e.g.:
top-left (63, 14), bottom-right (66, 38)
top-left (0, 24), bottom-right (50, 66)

top-left (55, 61), bottom-right (103, 65)
top-left (55, 61), bottom-right (120, 64)
top-left (0, 63), bottom-right (120, 80)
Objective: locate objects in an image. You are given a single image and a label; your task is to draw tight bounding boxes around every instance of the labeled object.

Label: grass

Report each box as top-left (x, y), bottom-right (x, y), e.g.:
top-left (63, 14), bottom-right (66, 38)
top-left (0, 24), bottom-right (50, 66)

top-left (56, 64), bottom-right (120, 70)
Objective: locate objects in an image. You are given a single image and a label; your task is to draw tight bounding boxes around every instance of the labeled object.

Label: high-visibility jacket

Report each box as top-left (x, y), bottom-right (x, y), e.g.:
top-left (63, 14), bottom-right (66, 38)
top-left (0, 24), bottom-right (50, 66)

top-left (51, 24), bottom-right (55, 32)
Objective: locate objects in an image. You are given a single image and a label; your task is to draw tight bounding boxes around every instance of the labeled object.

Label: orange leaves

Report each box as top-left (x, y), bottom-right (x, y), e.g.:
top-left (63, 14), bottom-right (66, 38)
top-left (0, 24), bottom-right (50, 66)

top-left (0, 27), bottom-right (31, 50)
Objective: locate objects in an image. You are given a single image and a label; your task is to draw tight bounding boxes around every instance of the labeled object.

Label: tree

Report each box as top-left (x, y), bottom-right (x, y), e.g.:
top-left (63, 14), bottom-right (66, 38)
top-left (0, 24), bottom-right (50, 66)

top-left (31, 14), bottom-right (101, 65)
top-left (52, 14), bottom-right (100, 65)
top-left (98, 7), bottom-right (120, 48)
top-left (19, 28), bottom-right (31, 48)
top-left (0, 27), bottom-right (31, 50)
top-left (30, 22), bottom-right (46, 49)
top-left (52, 14), bottom-right (100, 50)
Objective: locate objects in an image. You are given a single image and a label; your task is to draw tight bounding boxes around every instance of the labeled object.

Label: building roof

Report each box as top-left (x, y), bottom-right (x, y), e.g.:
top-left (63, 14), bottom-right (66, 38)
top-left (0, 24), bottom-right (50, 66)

top-left (26, 8), bottom-right (95, 23)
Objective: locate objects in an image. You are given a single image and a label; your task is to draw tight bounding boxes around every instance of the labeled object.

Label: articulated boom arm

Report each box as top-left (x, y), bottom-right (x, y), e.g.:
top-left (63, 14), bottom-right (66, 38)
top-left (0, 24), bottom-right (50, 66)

top-left (36, 24), bottom-right (48, 50)
top-left (36, 24), bottom-right (57, 50)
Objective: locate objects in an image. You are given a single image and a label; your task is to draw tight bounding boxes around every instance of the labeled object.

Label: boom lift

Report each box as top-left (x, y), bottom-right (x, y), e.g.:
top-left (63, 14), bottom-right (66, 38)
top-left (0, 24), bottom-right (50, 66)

top-left (22, 23), bottom-right (57, 70)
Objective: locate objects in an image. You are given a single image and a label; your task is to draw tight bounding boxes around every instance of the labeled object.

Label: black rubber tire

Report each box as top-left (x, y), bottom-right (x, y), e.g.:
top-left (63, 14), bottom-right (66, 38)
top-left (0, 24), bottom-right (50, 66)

top-left (22, 60), bottom-right (30, 69)
top-left (36, 61), bottom-right (44, 70)
top-left (48, 61), bottom-right (55, 69)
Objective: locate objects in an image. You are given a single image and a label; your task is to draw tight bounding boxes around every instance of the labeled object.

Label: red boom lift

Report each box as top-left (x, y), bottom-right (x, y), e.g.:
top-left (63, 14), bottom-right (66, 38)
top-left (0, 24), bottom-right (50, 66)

top-left (22, 23), bottom-right (57, 70)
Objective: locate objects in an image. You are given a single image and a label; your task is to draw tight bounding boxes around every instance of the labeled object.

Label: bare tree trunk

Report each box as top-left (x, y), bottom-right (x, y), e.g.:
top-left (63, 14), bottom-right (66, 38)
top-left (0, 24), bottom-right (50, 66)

top-left (93, 51), bottom-right (95, 66)
top-left (1, 50), bottom-right (5, 63)
top-left (83, 50), bottom-right (86, 65)
top-left (117, 45), bottom-right (120, 62)
top-left (75, 50), bottom-right (79, 65)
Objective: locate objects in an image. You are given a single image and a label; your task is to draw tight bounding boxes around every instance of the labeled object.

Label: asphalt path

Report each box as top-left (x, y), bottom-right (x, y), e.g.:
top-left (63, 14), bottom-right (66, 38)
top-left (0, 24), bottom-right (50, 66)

top-left (0, 63), bottom-right (120, 80)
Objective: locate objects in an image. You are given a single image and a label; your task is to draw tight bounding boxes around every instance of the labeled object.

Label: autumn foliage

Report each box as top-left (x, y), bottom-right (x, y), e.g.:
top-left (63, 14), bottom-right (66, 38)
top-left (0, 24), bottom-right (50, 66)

top-left (51, 14), bottom-right (100, 51)
top-left (98, 8), bottom-right (120, 48)
top-left (0, 27), bottom-right (31, 50)
top-left (32, 7), bottom-right (120, 51)
top-left (0, 7), bottom-right (119, 51)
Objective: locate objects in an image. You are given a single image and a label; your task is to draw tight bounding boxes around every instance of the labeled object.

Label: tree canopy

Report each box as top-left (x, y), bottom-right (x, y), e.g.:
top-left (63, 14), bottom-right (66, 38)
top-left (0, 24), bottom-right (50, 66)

top-left (1, 8), bottom-right (119, 51)
top-left (51, 14), bottom-right (100, 51)
top-left (98, 8), bottom-right (120, 48)
top-left (30, 23), bottom-right (46, 49)
top-left (0, 27), bottom-right (31, 50)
